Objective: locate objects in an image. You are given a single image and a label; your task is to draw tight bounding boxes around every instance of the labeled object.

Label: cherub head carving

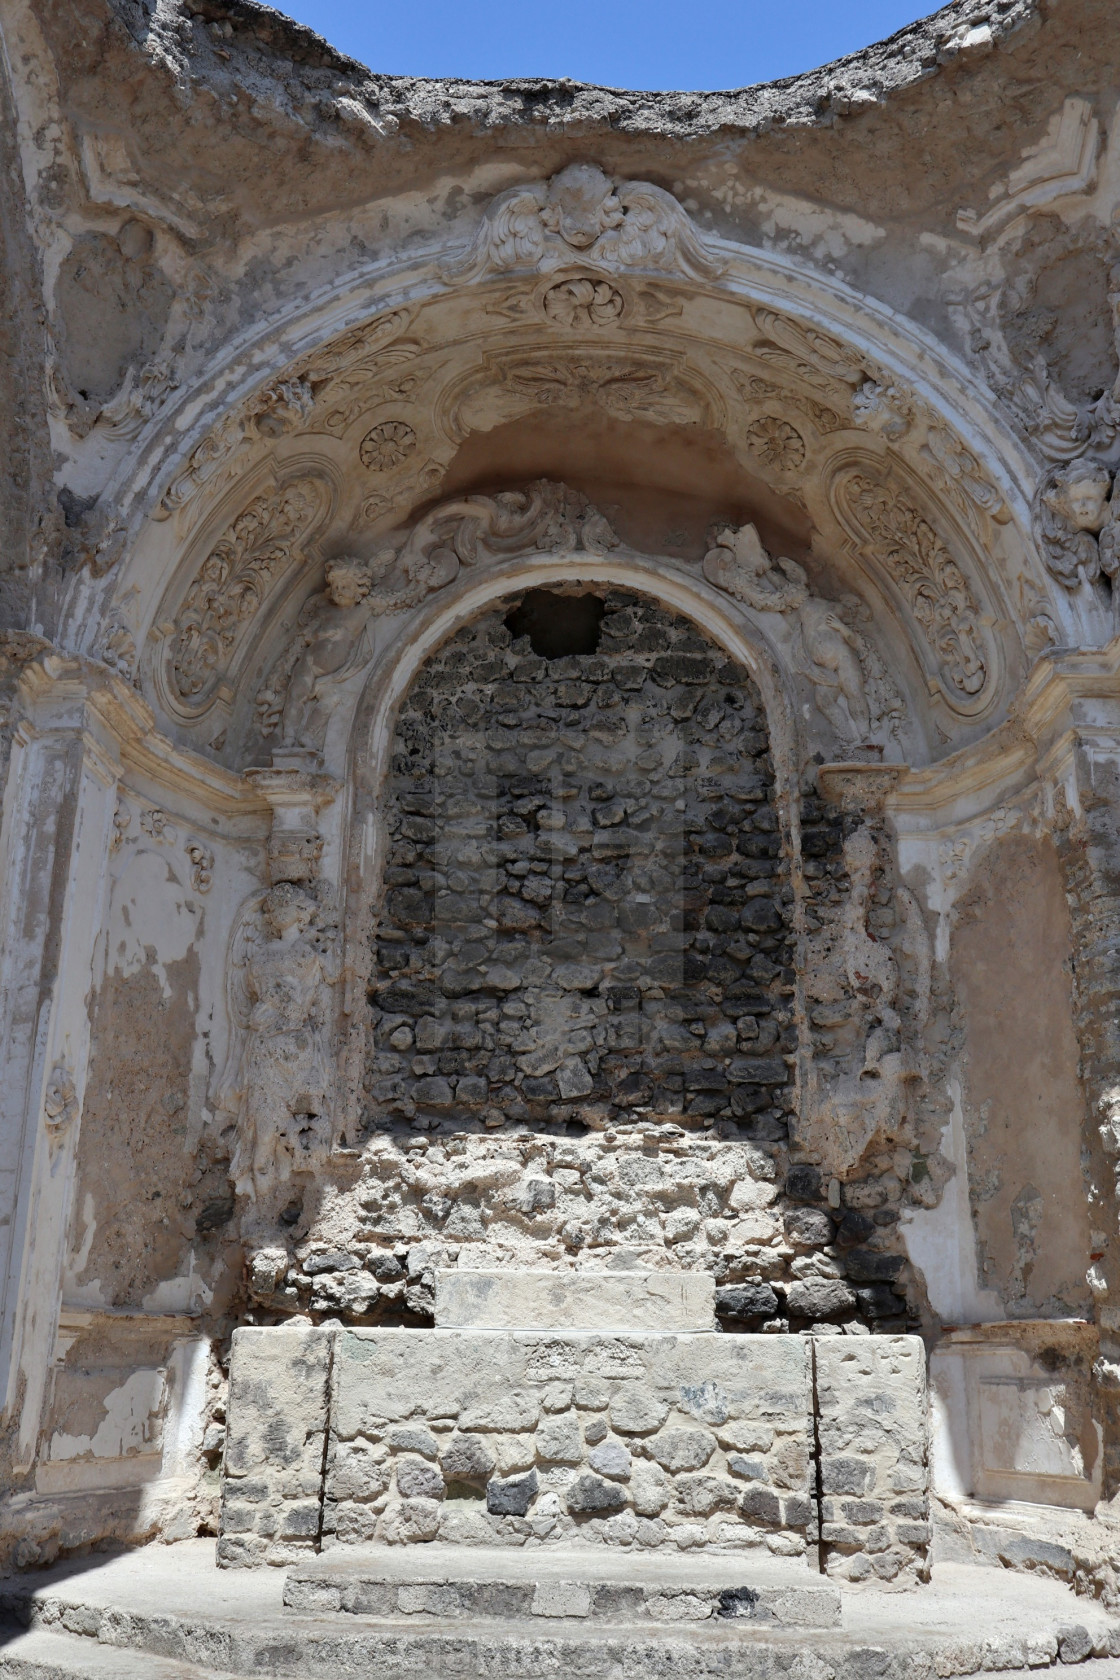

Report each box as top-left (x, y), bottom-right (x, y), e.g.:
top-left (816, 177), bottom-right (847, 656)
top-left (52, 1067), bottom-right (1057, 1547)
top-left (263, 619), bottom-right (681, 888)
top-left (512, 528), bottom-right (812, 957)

top-left (539, 163), bottom-right (624, 250)
top-left (1042, 458), bottom-right (1113, 533)
top-left (262, 881), bottom-right (315, 939)
top-left (1035, 457), bottom-right (1118, 593)
top-left (323, 558), bottom-right (373, 608)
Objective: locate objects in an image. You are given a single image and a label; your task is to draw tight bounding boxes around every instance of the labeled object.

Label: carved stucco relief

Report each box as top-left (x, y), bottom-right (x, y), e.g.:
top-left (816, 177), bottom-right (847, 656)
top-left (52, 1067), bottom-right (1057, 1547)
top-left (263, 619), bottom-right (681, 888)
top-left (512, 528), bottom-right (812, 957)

top-left (437, 343), bottom-right (725, 443)
top-left (442, 162), bottom-right (725, 284)
top-left (830, 467), bottom-right (998, 714)
top-left (701, 522), bottom-right (902, 749)
top-left (255, 482), bottom-right (618, 750)
top-left (158, 475), bottom-right (332, 719)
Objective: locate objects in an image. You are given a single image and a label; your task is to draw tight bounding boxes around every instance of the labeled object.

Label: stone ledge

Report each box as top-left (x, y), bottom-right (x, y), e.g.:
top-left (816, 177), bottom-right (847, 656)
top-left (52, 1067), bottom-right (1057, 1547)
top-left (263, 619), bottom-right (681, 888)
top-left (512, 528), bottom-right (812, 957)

top-left (434, 1270), bottom-right (716, 1331)
top-left (283, 1540), bottom-right (839, 1626)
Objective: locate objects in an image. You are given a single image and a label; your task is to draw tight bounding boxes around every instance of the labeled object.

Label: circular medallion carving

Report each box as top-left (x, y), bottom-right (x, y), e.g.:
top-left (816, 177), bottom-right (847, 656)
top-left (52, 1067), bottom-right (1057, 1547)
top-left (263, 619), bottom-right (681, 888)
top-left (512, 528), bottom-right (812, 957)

top-left (744, 416), bottom-right (806, 472)
top-left (359, 420), bottom-right (417, 470)
top-left (543, 278), bottom-right (625, 329)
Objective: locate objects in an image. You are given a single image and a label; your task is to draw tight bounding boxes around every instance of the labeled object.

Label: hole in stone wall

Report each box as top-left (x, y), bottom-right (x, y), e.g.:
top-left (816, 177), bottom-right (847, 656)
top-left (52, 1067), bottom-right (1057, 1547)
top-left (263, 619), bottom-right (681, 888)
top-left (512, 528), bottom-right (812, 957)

top-left (504, 590), bottom-right (605, 659)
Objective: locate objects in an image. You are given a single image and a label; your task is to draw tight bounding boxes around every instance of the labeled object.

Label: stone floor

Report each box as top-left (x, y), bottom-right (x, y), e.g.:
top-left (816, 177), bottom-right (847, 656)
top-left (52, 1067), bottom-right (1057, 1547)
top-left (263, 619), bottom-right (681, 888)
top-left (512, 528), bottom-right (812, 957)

top-left (2, 1539), bottom-right (1120, 1679)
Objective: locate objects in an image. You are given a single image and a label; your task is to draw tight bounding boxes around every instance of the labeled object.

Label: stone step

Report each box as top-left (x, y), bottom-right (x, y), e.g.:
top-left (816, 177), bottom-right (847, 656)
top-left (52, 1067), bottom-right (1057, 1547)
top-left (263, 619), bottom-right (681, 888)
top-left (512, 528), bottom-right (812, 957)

top-left (0, 1625), bottom-right (236, 1679)
top-left (2, 1540), bottom-right (1120, 1680)
top-left (284, 1540), bottom-right (842, 1626)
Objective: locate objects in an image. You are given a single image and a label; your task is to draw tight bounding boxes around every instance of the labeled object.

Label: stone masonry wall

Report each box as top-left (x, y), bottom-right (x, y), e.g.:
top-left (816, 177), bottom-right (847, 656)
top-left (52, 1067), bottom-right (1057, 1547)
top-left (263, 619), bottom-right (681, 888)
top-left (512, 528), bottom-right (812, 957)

top-left (367, 590), bottom-right (795, 1143)
top-left (216, 1324), bottom-right (932, 1579)
top-left (250, 589), bottom-right (921, 1339)
top-left (328, 1328), bottom-right (814, 1555)
top-left (814, 1336), bottom-right (930, 1585)
top-left (218, 1325), bottom-right (335, 1568)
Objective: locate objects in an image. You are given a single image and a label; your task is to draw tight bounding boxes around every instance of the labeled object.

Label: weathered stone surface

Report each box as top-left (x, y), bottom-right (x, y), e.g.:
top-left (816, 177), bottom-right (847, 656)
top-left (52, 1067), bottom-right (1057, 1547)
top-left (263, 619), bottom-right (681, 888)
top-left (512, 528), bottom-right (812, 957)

top-left (316, 1328), bottom-right (813, 1550)
top-left (785, 1278), bottom-right (858, 1321)
top-left (814, 1337), bottom-right (929, 1585)
top-left (486, 1470), bottom-right (539, 1516)
top-left (567, 1473), bottom-right (627, 1513)
top-left (218, 1326), bottom-right (334, 1568)
top-left (5, 0), bottom-right (1118, 1598)
top-left (436, 1270), bottom-right (715, 1332)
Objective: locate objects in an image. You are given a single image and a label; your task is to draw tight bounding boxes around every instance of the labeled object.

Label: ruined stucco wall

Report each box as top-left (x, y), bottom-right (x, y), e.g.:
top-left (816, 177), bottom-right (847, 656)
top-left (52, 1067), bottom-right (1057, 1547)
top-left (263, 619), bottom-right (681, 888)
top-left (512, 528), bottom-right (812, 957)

top-left (1, 0), bottom-right (1119, 1581)
top-left (951, 830), bottom-right (1091, 1320)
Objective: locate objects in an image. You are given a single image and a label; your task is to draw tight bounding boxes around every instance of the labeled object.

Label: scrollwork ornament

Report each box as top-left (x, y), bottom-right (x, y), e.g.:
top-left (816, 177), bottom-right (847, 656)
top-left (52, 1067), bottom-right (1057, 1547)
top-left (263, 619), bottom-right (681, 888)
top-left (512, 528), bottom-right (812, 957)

top-left (833, 472), bottom-right (991, 707)
top-left (445, 162), bottom-right (724, 283)
top-left (167, 477), bottom-right (328, 709)
top-left (257, 482), bottom-right (619, 748)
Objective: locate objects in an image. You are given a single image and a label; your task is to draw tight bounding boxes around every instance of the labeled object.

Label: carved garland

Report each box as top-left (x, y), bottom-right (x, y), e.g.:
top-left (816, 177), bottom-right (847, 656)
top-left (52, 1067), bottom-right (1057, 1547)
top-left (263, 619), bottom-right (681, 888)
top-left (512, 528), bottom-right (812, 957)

top-left (832, 471), bottom-right (992, 709)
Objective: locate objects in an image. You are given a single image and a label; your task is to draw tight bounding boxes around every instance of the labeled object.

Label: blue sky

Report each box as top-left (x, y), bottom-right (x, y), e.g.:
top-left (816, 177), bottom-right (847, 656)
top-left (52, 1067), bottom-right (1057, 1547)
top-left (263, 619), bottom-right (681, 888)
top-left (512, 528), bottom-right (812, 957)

top-left (272, 1), bottom-right (936, 92)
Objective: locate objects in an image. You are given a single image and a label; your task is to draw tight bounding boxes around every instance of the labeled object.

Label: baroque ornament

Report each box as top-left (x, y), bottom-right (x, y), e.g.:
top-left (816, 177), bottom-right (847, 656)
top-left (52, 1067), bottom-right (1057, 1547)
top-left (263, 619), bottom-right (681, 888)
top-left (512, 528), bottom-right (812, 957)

top-left (359, 420), bottom-right (417, 470)
top-left (257, 482), bottom-right (618, 748)
top-left (157, 308), bottom-right (416, 521)
top-left (744, 416), bottom-right (806, 472)
top-left (213, 883), bottom-right (340, 1201)
top-left (443, 347), bottom-right (718, 441)
top-left (166, 477), bottom-right (329, 709)
top-left (43, 1063), bottom-right (79, 1141)
top-left (542, 278), bottom-right (625, 328)
top-left (1033, 457), bottom-right (1120, 616)
top-left (832, 471), bottom-right (992, 708)
top-left (444, 162), bottom-right (724, 283)
top-left (730, 371), bottom-right (846, 436)
top-left (702, 524), bottom-right (900, 746)
top-left (749, 308), bottom-right (868, 396)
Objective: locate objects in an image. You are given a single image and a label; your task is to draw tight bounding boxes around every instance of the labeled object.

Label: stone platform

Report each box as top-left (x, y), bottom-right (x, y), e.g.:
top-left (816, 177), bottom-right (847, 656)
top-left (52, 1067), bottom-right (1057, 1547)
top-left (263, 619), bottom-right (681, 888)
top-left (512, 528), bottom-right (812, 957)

top-left (282, 1540), bottom-right (842, 1625)
top-left (3, 1538), bottom-right (1120, 1680)
top-left (218, 1314), bottom-right (931, 1581)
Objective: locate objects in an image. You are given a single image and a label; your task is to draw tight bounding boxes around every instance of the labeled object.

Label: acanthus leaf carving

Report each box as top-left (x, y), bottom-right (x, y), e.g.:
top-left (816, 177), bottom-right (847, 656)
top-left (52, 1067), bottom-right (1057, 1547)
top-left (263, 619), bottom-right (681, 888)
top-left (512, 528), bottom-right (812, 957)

top-left (832, 471), bottom-right (993, 710)
top-left (749, 308), bottom-right (869, 396)
top-left (702, 523), bottom-right (901, 748)
top-left (167, 476), bottom-right (329, 711)
top-left (443, 346), bottom-right (720, 443)
top-left (444, 163), bottom-right (724, 284)
top-left (257, 481), bottom-right (619, 749)
top-left (729, 370), bottom-right (847, 436)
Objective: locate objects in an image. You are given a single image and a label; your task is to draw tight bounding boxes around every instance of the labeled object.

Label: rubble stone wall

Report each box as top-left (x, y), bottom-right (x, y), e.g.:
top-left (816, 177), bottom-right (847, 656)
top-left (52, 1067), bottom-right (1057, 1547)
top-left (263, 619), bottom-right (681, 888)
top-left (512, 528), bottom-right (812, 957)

top-left (367, 590), bottom-right (796, 1142)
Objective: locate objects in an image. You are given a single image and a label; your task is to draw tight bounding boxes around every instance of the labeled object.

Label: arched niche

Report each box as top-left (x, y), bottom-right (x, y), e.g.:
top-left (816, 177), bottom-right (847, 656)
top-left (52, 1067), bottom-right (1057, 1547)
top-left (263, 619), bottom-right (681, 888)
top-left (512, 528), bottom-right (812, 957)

top-left (337, 564), bottom-right (802, 1155)
top-left (67, 175), bottom-right (1075, 772)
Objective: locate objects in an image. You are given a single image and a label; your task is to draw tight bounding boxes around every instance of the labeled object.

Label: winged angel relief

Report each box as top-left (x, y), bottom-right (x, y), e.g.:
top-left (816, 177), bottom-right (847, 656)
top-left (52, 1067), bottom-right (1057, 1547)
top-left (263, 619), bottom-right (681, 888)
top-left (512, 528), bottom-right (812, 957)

top-left (257, 481), bottom-right (617, 748)
top-left (702, 523), bottom-right (902, 748)
top-left (444, 162), bottom-right (724, 283)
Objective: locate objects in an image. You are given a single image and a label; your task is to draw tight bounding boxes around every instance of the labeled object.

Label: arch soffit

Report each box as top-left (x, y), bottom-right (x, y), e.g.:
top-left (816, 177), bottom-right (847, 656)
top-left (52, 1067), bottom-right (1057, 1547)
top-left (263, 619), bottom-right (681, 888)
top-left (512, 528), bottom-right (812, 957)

top-left (90, 179), bottom-right (1065, 756)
